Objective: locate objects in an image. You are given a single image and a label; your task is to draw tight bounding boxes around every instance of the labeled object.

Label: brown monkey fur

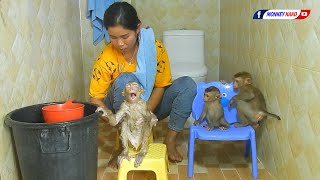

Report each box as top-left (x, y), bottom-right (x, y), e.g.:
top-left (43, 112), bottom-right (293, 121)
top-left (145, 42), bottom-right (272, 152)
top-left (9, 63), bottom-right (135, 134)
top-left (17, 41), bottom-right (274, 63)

top-left (228, 71), bottom-right (281, 127)
top-left (194, 86), bottom-right (230, 130)
top-left (97, 81), bottom-right (158, 167)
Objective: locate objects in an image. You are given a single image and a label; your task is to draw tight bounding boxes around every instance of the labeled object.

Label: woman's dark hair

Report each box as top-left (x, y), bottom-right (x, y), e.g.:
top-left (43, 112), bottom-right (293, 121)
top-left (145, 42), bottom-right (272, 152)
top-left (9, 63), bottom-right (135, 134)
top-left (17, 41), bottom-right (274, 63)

top-left (103, 2), bottom-right (141, 31)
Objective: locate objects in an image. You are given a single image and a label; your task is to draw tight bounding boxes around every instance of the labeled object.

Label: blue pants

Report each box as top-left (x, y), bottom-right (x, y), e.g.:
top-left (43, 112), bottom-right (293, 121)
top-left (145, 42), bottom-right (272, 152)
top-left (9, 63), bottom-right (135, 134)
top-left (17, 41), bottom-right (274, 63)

top-left (104, 72), bottom-right (196, 132)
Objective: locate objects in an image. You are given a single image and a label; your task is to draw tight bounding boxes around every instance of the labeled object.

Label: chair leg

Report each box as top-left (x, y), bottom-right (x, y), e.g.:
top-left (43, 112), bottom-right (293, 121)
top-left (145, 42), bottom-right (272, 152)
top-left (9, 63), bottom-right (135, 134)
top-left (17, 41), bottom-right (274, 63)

top-left (245, 140), bottom-right (251, 157)
top-left (188, 132), bottom-right (196, 178)
top-left (250, 136), bottom-right (258, 179)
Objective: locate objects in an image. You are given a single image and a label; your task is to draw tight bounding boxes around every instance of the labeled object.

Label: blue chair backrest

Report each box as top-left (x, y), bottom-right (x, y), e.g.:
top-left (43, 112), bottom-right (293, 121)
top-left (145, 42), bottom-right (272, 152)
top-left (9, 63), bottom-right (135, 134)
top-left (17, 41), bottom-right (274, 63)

top-left (192, 81), bottom-right (240, 124)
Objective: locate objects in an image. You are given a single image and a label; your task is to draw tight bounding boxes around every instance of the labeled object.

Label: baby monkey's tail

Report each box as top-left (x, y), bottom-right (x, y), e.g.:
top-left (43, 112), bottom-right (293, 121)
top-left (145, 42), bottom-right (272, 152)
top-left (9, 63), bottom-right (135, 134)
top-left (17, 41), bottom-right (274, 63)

top-left (263, 110), bottom-right (281, 120)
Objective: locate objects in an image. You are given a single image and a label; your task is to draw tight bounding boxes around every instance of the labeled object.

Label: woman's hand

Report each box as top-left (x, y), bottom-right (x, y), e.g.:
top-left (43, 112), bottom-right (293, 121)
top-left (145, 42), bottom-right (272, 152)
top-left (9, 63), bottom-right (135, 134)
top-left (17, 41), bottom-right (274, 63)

top-left (147, 87), bottom-right (165, 112)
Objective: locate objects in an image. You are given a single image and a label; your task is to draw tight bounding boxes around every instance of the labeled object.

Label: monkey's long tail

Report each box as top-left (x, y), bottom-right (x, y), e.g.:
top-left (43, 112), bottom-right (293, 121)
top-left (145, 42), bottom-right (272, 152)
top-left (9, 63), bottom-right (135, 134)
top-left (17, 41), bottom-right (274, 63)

top-left (264, 111), bottom-right (281, 120)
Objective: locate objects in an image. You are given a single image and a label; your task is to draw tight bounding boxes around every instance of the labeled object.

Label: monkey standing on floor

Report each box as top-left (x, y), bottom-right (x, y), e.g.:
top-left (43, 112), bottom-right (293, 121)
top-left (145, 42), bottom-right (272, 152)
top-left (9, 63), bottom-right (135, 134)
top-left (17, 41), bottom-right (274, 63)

top-left (194, 86), bottom-right (230, 130)
top-left (228, 71), bottom-right (281, 127)
top-left (97, 81), bottom-right (158, 167)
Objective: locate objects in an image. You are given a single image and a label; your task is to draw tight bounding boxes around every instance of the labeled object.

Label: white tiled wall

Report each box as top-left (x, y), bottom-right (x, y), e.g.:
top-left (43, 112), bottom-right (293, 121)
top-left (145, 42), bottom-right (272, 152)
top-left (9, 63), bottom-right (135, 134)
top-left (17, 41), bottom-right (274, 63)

top-left (220, 0), bottom-right (320, 179)
top-left (0, 0), bottom-right (83, 179)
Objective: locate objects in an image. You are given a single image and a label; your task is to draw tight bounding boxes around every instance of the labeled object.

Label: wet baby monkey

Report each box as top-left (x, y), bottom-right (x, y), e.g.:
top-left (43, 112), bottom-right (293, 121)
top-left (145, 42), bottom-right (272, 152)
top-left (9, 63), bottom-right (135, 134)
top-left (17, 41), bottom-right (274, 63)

top-left (228, 71), bottom-right (281, 127)
top-left (97, 81), bottom-right (157, 167)
top-left (194, 86), bottom-right (230, 130)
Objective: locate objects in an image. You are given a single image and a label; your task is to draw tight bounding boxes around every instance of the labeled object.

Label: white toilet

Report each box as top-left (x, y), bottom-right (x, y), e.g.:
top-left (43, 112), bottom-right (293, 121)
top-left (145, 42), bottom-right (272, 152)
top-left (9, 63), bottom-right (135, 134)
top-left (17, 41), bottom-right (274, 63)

top-left (163, 30), bottom-right (207, 83)
top-left (163, 30), bottom-right (208, 128)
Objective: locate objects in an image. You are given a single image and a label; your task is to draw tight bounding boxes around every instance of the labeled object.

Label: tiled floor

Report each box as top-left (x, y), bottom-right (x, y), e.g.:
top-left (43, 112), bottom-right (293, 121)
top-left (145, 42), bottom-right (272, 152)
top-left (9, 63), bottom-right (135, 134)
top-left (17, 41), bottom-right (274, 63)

top-left (97, 119), bottom-right (275, 180)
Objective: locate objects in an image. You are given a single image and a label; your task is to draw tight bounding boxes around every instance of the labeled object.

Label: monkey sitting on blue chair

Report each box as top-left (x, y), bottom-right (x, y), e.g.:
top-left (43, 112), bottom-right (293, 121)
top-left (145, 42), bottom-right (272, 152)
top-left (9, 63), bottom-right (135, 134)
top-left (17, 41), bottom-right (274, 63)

top-left (193, 86), bottom-right (230, 131)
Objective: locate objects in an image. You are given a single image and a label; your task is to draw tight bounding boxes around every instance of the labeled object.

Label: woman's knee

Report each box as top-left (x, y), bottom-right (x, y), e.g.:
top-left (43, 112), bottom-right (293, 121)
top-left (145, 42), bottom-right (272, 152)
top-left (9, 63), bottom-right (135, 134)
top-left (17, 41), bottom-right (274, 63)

top-left (114, 72), bottom-right (138, 84)
top-left (174, 76), bottom-right (196, 95)
top-left (113, 73), bottom-right (140, 90)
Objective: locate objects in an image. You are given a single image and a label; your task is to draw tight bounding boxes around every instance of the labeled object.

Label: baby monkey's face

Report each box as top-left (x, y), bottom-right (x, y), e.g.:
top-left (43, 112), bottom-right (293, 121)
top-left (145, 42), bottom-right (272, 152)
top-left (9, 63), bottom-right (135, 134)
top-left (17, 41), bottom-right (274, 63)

top-left (203, 91), bottom-right (220, 102)
top-left (123, 82), bottom-right (144, 103)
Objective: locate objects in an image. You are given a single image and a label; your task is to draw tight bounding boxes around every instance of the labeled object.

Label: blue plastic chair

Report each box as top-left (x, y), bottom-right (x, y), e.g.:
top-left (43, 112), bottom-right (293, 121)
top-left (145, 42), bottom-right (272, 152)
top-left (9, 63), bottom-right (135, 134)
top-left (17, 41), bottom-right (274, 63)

top-left (187, 81), bottom-right (258, 179)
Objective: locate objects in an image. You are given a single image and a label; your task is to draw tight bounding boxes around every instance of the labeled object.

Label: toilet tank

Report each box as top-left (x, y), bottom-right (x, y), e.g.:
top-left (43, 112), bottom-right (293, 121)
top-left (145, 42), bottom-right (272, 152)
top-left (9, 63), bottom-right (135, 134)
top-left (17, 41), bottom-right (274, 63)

top-left (163, 30), bottom-right (204, 65)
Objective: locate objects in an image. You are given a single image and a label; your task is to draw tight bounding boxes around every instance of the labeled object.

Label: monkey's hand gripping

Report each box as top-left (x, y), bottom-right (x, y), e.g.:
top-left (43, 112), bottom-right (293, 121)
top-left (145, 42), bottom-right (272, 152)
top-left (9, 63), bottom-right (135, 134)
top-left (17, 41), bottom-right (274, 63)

top-left (149, 111), bottom-right (158, 127)
top-left (95, 106), bottom-right (117, 126)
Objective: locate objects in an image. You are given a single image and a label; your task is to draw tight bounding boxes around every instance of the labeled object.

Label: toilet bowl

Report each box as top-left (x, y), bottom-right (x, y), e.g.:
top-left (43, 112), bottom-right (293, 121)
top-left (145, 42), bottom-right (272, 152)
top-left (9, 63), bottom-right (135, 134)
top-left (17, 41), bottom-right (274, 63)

top-left (171, 63), bottom-right (207, 83)
top-left (163, 30), bottom-right (208, 128)
top-left (163, 30), bottom-right (207, 84)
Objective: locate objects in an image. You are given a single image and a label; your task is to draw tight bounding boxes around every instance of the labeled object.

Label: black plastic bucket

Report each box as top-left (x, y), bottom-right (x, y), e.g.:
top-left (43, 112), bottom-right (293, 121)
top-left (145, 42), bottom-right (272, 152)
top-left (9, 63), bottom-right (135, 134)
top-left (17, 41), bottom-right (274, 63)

top-left (5, 102), bottom-right (99, 180)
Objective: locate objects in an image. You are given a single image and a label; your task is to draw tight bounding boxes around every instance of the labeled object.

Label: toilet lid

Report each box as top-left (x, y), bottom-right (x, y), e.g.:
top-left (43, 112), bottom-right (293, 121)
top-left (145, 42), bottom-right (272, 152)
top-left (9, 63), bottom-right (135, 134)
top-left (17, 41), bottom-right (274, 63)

top-left (171, 63), bottom-right (207, 78)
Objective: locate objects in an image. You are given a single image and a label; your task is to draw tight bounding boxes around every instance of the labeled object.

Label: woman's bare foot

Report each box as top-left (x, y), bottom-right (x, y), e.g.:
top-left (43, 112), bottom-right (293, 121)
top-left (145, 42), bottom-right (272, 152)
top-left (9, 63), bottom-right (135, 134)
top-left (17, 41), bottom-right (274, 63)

top-left (108, 130), bottom-right (123, 169)
top-left (107, 154), bottom-right (119, 169)
top-left (164, 129), bottom-right (183, 162)
top-left (165, 141), bottom-right (183, 162)
top-left (108, 147), bottom-right (123, 169)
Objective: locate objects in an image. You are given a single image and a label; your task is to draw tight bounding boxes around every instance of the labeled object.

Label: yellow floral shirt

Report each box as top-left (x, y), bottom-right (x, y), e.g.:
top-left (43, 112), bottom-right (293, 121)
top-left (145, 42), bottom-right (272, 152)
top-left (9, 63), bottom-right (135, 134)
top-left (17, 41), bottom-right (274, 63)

top-left (89, 39), bottom-right (172, 99)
